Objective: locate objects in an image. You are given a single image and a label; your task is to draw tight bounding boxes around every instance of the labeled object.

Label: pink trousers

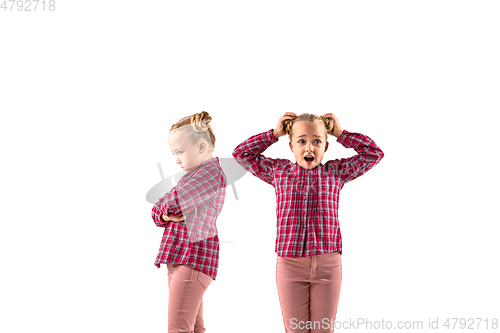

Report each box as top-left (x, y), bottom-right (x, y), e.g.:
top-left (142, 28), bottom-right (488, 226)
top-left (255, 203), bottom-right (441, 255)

top-left (166, 264), bottom-right (213, 333)
top-left (276, 252), bottom-right (342, 333)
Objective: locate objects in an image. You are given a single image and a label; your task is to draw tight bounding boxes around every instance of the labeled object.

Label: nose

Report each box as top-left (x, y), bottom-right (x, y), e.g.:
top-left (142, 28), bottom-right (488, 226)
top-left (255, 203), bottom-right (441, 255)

top-left (306, 143), bottom-right (314, 152)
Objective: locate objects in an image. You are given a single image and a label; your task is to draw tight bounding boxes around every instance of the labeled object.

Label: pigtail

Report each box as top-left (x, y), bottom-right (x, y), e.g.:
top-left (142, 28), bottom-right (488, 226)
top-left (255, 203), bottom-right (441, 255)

top-left (319, 116), bottom-right (335, 136)
top-left (282, 117), bottom-right (296, 137)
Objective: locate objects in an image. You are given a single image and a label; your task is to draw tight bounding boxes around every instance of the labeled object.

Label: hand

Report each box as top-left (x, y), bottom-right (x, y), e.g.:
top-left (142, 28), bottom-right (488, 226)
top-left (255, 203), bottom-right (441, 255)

top-left (161, 214), bottom-right (186, 222)
top-left (273, 112), bottom-right (297, 139)
top-left (321, 113), bottom-right (343, 138)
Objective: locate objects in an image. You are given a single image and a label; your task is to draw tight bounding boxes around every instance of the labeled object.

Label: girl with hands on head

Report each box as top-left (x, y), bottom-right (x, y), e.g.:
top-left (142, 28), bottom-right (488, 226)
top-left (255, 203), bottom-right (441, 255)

top-left (151, 111), bottom-right (227, 333)
top-left (233, 111), bottom-right (384, 333)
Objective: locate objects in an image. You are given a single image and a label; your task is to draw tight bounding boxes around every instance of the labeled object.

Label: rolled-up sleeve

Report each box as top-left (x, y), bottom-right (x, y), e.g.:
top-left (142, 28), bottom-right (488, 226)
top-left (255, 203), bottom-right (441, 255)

top-left (327, 130), bottom-right (384, 184)
top-left (151, 198), bottom-right (169, 227)
top-left (232, 129), bottom-right (283, 186)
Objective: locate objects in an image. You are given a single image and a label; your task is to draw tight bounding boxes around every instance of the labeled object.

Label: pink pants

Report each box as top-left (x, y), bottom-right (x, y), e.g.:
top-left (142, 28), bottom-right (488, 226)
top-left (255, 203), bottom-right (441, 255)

top-left (276, 252), bottom-right (342, 333)
top-left (167, 263), bottom-right (213, 333)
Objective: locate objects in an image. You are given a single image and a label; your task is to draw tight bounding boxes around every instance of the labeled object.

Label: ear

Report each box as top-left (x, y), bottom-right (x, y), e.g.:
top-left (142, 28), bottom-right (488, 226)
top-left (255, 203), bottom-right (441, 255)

top-left (289, 141), bottom-right (294, 152)
top-left (324, 141), bottom-right (329, 152)
top-left (199, 142), bottom-right (206, 151)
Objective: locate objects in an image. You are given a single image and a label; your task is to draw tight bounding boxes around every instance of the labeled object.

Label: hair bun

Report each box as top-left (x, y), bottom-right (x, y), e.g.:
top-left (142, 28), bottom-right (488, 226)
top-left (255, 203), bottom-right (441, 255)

top-left (282, 117), bottom-right (295, 136)
top-left (320, 116), bottom-right (335, 135)
top-left (190, 111), bottom-right (212, 132)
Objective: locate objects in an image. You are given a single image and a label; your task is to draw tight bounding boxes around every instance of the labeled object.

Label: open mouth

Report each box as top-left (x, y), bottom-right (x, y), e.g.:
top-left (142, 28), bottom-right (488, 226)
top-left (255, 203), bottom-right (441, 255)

top-left (304, 156), bottom-right (314, 162)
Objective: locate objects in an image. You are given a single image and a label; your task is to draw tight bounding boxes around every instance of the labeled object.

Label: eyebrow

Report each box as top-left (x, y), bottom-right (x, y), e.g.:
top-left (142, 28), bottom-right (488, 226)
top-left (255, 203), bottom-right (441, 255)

top-left (296, 134), bottom-right (322, 138)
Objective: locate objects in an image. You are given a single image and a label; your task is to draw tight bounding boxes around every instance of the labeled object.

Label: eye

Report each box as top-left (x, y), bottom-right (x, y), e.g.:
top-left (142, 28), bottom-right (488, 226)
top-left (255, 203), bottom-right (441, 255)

top-left (298, 139), bottom-right (305, 144)
top-left (314, 139), bottom-right (321, 144)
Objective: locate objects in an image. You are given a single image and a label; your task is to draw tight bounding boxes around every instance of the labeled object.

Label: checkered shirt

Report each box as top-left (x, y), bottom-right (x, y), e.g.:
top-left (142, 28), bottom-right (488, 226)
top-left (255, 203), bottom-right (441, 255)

top-left (151, 157), bottom-right (226, 280)
top-left (232, 129), bottom-right (384, 257)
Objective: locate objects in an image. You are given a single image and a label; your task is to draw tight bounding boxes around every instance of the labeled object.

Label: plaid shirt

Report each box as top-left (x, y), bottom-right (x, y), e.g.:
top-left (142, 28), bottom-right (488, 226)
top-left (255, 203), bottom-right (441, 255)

top-left (151, 157), bottom-right (226, 280)
top-left (232, 129), bottom-right (384, 257)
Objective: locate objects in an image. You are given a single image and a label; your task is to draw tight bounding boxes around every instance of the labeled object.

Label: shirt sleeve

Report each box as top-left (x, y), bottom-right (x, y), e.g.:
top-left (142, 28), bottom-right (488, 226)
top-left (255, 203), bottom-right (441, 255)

top-left (326, 129), bottom-right (384, 184)
top-left (158, 164), bottom-right (223, 217)
top-left (151, 197), bottom-right (169, 227)
top-left (232, 129), bottom-right (283, 186)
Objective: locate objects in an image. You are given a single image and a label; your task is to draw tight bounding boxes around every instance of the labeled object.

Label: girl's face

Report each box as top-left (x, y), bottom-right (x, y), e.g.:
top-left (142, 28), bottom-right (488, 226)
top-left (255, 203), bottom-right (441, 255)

top-left (168, 131), bottom-right (206, 174)
top-left (288, 120), bottom-right (329, 170)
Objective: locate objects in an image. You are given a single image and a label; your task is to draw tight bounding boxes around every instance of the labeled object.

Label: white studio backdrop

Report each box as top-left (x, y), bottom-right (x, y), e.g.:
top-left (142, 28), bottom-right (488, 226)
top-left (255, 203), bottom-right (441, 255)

top-left (1, 1), bottom-right (499, 332)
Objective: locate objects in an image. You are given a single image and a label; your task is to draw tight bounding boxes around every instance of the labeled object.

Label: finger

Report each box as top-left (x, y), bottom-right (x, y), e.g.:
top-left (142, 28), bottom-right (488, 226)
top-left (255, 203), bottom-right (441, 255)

top-left (281, 114), bottom-right (297, 122)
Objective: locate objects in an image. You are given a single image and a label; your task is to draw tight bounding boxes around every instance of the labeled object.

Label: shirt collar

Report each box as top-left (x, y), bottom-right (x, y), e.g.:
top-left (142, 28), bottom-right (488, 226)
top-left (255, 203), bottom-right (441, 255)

top-left (183, 157), bottom-right (219, 179)
top-left (199, 156), bottom-right (219, 168)
top-left (294, 161), bottom-right (323, 171)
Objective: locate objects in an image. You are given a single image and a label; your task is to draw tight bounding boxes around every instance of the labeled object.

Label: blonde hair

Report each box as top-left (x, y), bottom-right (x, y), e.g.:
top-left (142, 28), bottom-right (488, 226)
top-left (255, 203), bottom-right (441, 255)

top-left (282, 113), bottom-right (335, 141)
top-left (169, 111), bottom-right (216, 152)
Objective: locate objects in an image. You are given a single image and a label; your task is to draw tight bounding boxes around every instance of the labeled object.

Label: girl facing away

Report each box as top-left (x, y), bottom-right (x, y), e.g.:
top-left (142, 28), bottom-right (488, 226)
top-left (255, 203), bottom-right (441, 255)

top-left (232, 112), bottom-right (384, 333)
top-left (151, 111), bottom-right (227, 333)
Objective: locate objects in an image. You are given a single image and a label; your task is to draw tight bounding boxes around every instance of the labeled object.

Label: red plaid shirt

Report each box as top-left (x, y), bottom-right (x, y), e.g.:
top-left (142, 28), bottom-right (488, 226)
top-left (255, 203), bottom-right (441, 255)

top-left (232, 129), bottom-right (384, 257)
top-left (151, 157), bottom-right (226, 280)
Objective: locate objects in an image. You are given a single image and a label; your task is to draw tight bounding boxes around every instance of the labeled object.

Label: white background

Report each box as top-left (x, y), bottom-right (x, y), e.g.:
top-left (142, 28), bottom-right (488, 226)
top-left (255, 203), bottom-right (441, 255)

top-left (1, 1), bottom-right (499, 332)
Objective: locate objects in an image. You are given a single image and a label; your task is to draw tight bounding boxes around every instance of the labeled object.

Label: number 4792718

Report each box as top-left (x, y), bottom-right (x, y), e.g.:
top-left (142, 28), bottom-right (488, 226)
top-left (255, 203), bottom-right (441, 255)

top-left (1, 0), bottom-right (55, 11)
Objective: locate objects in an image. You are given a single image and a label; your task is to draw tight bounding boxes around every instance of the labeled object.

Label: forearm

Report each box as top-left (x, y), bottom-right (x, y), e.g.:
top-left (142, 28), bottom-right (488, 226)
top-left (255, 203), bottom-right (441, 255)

top-left (332, 130), bottom-right (384, 183)
top-left (152, 199), bottom-right (170, 227)
top-left (233, 129), bottom-right (278, 160)
top-left (337, 130), bottom-right (383, 161)
top-left (232, 129), bottom-right (280, 185)
top-left (333, 128), bottom-right (344, 139)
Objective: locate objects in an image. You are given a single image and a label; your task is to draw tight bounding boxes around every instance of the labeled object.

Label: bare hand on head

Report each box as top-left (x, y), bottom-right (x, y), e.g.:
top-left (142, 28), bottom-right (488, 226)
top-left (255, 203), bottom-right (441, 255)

top-left (162, 214), bottom-right (186, 222)
top-left (321, 113), bottom-right (343, 138)
top-left (273, 112), bottom-right (297, 139)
